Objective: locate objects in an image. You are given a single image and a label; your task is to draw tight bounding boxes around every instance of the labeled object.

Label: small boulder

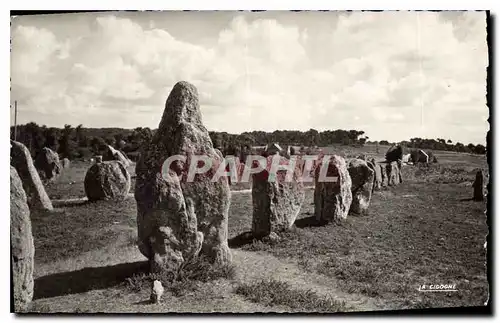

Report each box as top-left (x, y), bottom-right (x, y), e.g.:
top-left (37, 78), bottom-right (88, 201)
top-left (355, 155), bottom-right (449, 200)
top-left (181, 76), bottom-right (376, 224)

top-left (10, 166), bottom-right (34, 312)
top-left (10, 141), bottom-right (53, 211)
top-left (150, 280), bottom-right (164, 304)
top-left (34, 147), bottom-right (62, 182)
top-left (367, 160), bottom-right (382, 192)
top-left (62, 158), bottom-right (71, 169)
top-left (84, 160), bottom-right (131, 201)
top-left (251, 155), bottom-right (305, 237)
top-left (314, 155), bottom-right (352, 223)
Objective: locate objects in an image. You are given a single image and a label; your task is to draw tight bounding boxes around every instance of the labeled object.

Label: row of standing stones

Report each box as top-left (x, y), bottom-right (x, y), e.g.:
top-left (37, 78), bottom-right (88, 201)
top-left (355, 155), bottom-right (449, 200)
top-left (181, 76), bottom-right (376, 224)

top-left (10, 81), bottom-right (489, 310)
top-left (132, 82), bottom-right (409, 289)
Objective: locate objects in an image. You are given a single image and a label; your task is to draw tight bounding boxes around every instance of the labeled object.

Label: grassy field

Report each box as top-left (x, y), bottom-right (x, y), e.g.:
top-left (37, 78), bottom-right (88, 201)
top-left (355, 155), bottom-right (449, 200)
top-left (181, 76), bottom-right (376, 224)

top-left (26, 146), bottom-right (489, 313)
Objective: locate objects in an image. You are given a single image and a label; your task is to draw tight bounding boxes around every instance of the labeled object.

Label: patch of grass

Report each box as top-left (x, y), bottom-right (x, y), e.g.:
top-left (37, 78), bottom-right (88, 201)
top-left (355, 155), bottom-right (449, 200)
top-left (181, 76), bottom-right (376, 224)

top-left (31, 198), bottom-right (137, 264)
top-left (402, 163), bottom-right (487, 185)
top-left (125, 255), bottom-right (236, 297)
top-left (235, 279), bottom-right (348, 313)
top-left (236, 176), bottom-right (488, 309)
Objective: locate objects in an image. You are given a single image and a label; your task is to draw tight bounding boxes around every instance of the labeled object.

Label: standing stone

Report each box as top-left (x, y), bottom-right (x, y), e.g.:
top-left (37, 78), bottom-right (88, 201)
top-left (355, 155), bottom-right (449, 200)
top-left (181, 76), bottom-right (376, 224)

top-left (366, 160), bottom-right (381, 193)
top-left (135, 81), bottom-right (231, 273)
top-left (386, 161), bottom-right (400, 186)
top-left (367, 160), bottom-right (382, 192)
top-left (10, 166), bottom-right (34, 312)
top-left (314, 155), bottom-right (352, 223)
top-left (104, 145), bottom-right (131, 167)
top-left (385, 144), bottom-right (403, 163)
top-left (473, 170), bottom-right (486, 201)
top-left (379, 163), bottom-right (388, 187)
top-left (348, 159), bottom-right (375, 215)
top-left (34, 147), bottom-right (62, 182)
top-left (252, 155), bottom-right (305, 237)
top-left (10, 141), bottom-right (53, 211)
top-left (62, 158), bottom-right (71, 169)
top-left (84, 161), bottom-right (131, 201)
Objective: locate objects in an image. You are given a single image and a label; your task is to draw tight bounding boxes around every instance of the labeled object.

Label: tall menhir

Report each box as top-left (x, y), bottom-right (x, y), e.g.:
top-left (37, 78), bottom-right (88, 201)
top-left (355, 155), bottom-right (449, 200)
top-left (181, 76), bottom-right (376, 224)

top-left (135, 81), bottom-right (232, 273)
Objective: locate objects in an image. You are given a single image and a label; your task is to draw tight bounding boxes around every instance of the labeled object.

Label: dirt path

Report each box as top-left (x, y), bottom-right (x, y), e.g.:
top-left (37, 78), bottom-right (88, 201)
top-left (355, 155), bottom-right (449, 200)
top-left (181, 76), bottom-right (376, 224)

top-left (232, 249), bottom-right (383, 312)
top-left (32, 236), bottom-right (383, 313)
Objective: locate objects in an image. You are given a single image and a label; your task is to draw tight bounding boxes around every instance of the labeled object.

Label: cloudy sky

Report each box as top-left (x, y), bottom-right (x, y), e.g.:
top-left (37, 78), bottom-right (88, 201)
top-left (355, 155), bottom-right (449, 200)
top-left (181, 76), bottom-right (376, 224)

top-left (10, 11), bottom-right (488, 144)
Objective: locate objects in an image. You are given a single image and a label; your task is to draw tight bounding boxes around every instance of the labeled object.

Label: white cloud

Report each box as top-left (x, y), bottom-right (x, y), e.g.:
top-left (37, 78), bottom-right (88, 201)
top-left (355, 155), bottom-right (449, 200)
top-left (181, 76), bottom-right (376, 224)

top-left (10, 11), bottom-right (489, 144)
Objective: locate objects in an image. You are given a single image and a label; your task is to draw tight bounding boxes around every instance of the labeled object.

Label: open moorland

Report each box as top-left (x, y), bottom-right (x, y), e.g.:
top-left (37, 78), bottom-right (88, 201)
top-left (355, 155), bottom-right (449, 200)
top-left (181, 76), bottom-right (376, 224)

top-left (25, 144), bottom-right (489, 313)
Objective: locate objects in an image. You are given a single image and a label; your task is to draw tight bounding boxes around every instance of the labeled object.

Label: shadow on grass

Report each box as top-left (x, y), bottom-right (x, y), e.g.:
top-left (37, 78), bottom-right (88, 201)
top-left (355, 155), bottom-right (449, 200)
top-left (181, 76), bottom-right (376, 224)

top-left (228, 231), bottom-right (256, 248)
top-left (34, 261), bottom-right (149, 300)
top-left (294, 216), bottom-right (328, 228)
top-left (52, 199), bottom-right (89, 208)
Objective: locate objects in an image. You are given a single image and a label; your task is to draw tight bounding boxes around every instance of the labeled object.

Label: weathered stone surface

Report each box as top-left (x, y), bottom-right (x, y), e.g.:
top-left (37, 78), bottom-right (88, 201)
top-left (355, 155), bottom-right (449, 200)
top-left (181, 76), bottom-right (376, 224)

top-left (34, 147), bottom-right (62, 182)
top-left (10, 141), bottom-right (53, 211)
top-left (379, 163), bottom-right (387, 187)
top-left (367, 160), bottom-right (381, 192)
top-left (314, 155), bottom-right (352, 223)
top-left (348, 159), bottom-right (375, 215)
top-left (62, 158), bottom-right (70, 169)
top-left (135, 81), bottom-right (231, 273)
top-left (385, 144), bottom-right (403, 163)
top-left (10, 166), bottom-right (34, 312)
top-left (252, 155), bottom-right (305, 237)
top-left (104, 145), bottom-right (131, 166)
top-left (386, 161), bottom-right (400, 186)
top-left (84, 161), bottom-right (131, 201)
top-left (473, 170), bottom-right (486, 201)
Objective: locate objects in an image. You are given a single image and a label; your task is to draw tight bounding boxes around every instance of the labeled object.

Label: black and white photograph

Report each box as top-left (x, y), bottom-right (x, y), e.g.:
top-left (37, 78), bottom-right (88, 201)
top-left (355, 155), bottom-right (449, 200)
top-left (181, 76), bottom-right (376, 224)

top-left (9, 9), bottom-right (491, 314)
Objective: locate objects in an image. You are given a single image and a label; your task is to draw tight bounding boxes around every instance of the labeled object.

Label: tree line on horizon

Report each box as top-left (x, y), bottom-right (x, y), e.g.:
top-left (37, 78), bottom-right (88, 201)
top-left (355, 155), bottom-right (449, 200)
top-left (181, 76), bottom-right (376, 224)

top-left (10, 122), bottom-right (486, 160)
